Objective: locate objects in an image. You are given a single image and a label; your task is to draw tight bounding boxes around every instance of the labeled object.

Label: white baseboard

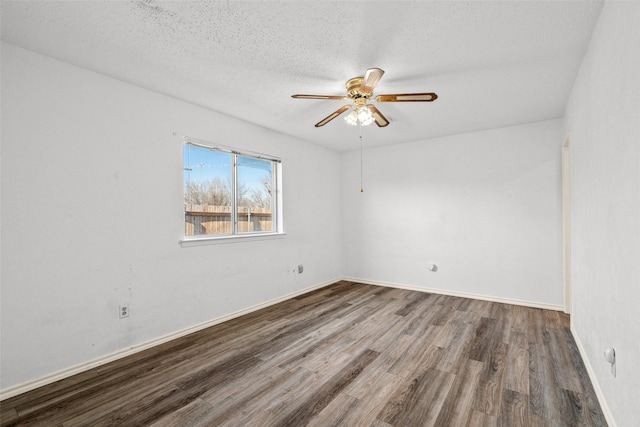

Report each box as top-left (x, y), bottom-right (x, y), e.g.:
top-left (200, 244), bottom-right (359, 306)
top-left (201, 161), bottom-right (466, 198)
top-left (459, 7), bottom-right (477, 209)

top-left (0, 276), bottom-right (571, 401)
top-left (0, 278), bottom-right (340, 401)
top-left (342, 277), bottom-right (565, 311)
top-left (569, 323), bottom-right (616, 427)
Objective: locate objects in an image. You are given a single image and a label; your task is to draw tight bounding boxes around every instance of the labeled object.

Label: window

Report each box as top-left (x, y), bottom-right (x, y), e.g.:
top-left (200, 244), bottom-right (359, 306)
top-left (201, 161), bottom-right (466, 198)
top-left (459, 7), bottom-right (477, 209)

top-left (183, 138), bottom-right (282, 240)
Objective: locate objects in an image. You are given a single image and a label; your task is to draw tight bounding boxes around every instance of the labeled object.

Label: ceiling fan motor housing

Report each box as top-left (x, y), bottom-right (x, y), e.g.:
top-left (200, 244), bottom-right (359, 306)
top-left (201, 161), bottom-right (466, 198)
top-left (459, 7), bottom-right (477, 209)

top-left (346, 77), bottom-right (369, 99)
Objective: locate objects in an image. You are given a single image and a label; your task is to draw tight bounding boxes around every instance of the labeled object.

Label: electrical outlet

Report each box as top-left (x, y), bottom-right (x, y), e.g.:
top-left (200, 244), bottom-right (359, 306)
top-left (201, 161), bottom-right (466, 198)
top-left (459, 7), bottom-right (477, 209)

top-left (119, 304), bottom-right (129, 319)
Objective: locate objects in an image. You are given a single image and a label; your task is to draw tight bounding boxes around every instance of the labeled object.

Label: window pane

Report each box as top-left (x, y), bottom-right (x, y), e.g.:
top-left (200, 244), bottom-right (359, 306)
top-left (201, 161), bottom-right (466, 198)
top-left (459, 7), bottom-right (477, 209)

top-left (237, 155), bottom-right (274, 233)
top-left (184, 144), bottom-right (232, 236)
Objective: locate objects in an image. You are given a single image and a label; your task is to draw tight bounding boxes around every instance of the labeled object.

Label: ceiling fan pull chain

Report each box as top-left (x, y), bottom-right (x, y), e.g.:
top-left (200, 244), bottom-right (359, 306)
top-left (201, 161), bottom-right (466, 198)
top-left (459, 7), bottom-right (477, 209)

top-left (360, 124), bottom-right (364, 193)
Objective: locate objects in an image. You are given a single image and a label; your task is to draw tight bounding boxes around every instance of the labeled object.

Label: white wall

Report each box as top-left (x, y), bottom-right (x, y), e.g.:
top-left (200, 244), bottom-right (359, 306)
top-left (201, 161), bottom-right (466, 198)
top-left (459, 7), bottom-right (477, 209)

top-left (565, 1), bottom-right (640, 425)
top-left (0, 43), bottom-right (343, 391)
top-left (342, 120), bottom-right (565, 307)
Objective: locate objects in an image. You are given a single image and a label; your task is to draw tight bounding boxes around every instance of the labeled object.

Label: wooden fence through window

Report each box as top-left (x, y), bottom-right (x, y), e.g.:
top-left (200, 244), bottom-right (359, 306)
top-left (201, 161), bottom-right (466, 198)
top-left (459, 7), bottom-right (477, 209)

top-left (184, 204), bottom-right (273, 236)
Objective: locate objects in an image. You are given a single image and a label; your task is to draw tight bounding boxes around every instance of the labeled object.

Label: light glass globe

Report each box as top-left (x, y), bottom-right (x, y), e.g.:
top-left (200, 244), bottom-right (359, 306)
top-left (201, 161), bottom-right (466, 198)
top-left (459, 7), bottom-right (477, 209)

top-left (357, 106), bottom-right (373, 123)
top-left (344, 110), bottom-right (358, 126)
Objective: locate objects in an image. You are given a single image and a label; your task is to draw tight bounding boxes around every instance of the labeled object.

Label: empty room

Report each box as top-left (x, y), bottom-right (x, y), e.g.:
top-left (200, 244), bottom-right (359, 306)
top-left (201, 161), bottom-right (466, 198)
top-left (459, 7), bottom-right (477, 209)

top-left (1, 1), bottom-right (638, 426)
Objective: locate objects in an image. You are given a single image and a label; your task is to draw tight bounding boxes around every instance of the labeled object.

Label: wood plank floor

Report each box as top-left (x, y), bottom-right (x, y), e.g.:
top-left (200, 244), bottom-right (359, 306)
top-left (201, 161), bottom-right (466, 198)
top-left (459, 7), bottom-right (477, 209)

top-left (0, 281), bottom-right (607, 426)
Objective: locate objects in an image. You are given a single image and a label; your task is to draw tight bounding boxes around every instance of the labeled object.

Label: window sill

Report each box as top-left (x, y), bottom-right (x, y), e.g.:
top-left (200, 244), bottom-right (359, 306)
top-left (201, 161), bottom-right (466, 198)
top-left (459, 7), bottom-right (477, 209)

top-left (180, 232), bottom-right (286, 247)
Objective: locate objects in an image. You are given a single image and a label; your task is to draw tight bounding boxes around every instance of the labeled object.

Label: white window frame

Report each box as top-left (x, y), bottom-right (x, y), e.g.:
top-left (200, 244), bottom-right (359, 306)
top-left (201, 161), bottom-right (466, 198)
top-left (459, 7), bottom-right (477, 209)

top-left (180, 137), bottom-right (284, 247)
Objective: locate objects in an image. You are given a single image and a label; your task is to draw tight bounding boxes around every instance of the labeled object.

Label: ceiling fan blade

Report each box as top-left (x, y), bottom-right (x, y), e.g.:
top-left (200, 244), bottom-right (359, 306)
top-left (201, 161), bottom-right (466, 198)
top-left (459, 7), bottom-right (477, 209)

top-left (367, 105), bottom-right (390, 127)
top-left (375, 92), bottom-right (438, 102)
top-left (292, 94), bottom-right (348, 100)
top-left (360, 68), bottom-right (385, 94)
top-left (315, 105), bottom-right (352, 127)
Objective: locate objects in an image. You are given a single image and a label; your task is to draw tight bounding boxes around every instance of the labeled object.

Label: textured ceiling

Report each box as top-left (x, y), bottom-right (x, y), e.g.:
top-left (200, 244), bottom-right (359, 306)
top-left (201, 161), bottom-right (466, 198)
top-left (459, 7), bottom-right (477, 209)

top-left (1, 1), bottom-right (603, 152)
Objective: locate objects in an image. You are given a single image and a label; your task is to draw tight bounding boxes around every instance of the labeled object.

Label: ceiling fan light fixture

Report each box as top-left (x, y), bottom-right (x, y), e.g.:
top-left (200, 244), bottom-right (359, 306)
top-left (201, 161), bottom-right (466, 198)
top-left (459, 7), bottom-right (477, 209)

top-left (360, 115), bottom-right (375, 126)
top-left (345, 105), bottom-right (374, 126)
top-left (357, 106), bottom-right (373, 124)
top-left (344, 109), bottom-right (359, 126)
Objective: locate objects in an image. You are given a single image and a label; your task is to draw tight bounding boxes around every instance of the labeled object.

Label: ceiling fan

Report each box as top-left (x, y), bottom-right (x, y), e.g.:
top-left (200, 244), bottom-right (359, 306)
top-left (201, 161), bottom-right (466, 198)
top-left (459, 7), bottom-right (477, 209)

top-left (292, 68), bottom-right (438, 128)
